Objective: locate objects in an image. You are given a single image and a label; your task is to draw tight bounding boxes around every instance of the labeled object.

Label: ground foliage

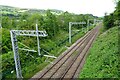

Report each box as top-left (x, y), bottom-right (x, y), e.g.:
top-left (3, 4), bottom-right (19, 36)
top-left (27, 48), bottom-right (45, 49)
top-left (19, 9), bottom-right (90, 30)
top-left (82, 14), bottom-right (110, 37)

top-left (80, 26), bottom-right (119, 78)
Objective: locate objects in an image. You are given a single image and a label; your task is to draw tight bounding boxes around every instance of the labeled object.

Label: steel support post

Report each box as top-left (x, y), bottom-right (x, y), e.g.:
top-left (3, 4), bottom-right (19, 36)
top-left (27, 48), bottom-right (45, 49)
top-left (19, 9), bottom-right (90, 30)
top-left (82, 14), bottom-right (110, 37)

top-left (69, 22), bottom-right (72, 44)
top-left (94, 19), bottom-right (96, 25)
top-left (69, 22), bottom-right (86, 44)
top-left (10, 31), bottom-right (22, 78)
top-left (36, 24), bottom-right (41, 56)
top-left (87, 19), bottom-right (90, 32)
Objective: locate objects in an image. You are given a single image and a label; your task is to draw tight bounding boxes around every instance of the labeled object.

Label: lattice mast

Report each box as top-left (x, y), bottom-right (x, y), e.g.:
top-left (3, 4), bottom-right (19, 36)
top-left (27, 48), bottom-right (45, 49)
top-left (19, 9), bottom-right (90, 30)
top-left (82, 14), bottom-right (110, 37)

top-left (10, 24), bottom-right (47, 78)
top-left (10, 31), bottom-right (23, 78)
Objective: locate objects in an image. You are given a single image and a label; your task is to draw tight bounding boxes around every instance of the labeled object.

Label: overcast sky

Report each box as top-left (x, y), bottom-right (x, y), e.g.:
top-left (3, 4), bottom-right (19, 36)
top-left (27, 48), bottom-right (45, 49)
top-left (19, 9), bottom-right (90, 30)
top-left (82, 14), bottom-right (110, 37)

top-left (0, 0), bottom-right (116, 17)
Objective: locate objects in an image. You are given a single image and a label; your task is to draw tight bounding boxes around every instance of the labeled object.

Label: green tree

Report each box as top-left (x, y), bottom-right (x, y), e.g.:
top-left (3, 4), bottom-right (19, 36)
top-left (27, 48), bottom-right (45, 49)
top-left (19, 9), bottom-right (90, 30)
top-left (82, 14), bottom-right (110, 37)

top-left (103, 0), bottom-right (119, 29)
top-left (44, 10), bottom-right (59, 37)
top-left (103, 13), bottom-right (115, 29)
top-left (114, 1), bottom-right (120, 21)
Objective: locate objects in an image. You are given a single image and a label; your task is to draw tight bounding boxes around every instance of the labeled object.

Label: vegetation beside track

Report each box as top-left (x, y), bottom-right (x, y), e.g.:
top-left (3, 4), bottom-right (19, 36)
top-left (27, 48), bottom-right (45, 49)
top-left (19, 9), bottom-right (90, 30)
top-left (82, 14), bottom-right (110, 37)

top-left (80, 1), bottom-right (120, 78)
top-left (80, 26), bottom-right (119, 78)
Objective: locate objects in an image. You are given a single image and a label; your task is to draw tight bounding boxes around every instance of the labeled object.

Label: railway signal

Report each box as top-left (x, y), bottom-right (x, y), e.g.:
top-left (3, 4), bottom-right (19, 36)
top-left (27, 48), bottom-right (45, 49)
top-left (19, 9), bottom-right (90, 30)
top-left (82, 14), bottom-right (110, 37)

top-left (10, 24), bottom-right (48, 78)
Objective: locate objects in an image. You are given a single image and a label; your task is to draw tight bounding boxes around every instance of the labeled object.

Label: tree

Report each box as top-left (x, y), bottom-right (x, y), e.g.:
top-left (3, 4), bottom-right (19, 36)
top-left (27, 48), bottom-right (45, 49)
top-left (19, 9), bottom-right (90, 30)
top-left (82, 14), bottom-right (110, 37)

top-left (103, 13), bottom-right (115, 29)
top-left (103, 1), bottom-right (120, 29)
top-left (43, 10), bottom-right (59, 38)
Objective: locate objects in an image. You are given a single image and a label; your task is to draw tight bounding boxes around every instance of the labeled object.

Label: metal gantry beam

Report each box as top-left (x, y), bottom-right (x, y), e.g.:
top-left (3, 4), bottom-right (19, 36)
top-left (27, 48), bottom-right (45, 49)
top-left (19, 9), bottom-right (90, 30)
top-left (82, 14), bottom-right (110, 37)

top-left (69, 22), bottom-right (86, 25)
top-left (69, 22), bottom-right (86, 44)
top-left (10, 24), bottom-right (48, 78)
top-left (95, 20), bottom-right (103, 23)
top-left (11, 30), bottom-right (47, 37)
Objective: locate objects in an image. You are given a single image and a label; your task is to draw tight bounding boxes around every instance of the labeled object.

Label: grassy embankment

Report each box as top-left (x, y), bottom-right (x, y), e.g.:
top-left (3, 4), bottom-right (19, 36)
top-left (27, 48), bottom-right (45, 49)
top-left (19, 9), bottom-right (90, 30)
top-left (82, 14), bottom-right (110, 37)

top-left (80, 26), bottom-right (119, 78)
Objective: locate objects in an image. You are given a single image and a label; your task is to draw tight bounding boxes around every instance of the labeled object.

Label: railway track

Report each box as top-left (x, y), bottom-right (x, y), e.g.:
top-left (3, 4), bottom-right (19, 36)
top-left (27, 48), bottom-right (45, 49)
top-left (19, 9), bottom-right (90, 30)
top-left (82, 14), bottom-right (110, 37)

top-left (30, 24), bottom-right (101, 80)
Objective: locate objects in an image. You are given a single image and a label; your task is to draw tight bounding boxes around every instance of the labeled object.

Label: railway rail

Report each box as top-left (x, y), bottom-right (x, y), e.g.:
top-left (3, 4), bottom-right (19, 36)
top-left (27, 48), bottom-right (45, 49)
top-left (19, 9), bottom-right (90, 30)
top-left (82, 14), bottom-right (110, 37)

top-left (30, 24), bottom-right (101, 80)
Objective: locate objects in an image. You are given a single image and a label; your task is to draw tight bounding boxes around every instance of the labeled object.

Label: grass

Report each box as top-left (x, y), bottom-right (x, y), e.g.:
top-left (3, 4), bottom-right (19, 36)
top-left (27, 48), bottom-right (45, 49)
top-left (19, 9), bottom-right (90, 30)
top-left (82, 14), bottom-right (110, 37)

top-left (79, 26), bottom-right (119, 78)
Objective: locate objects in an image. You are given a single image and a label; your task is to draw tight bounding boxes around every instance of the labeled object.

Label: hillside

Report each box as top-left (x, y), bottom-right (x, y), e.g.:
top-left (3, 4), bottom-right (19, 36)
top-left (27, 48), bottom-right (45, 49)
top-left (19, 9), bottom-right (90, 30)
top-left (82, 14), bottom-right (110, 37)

top-left (1, 5), bottom-right (64, 16)
top-left (1, 5), bottom-right (100, 18)
top-left (79, 26), bottom-right (119, 78)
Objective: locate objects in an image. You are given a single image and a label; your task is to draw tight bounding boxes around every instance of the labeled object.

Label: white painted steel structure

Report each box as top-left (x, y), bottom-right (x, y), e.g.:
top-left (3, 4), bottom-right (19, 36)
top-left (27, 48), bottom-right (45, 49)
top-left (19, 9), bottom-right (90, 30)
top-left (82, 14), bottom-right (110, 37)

top-left (87, 19), bottom-right (96, 26)
top-left (10, 24), bottom-right (47, 78)
top-left (69, 22), bottom-right (86, 44)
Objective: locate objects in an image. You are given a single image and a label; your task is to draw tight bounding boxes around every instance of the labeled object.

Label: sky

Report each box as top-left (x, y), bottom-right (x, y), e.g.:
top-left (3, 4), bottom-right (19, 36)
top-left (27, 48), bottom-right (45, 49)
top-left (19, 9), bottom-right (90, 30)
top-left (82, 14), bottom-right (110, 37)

top-left (0, 0), bottom-right (116, 17)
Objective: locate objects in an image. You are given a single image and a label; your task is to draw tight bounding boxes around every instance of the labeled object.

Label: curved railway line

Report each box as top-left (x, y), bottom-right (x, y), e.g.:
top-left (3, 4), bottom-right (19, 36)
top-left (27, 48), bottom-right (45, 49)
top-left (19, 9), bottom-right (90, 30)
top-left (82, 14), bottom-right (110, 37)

top-left (30, 24), bottom-right (101, 80)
